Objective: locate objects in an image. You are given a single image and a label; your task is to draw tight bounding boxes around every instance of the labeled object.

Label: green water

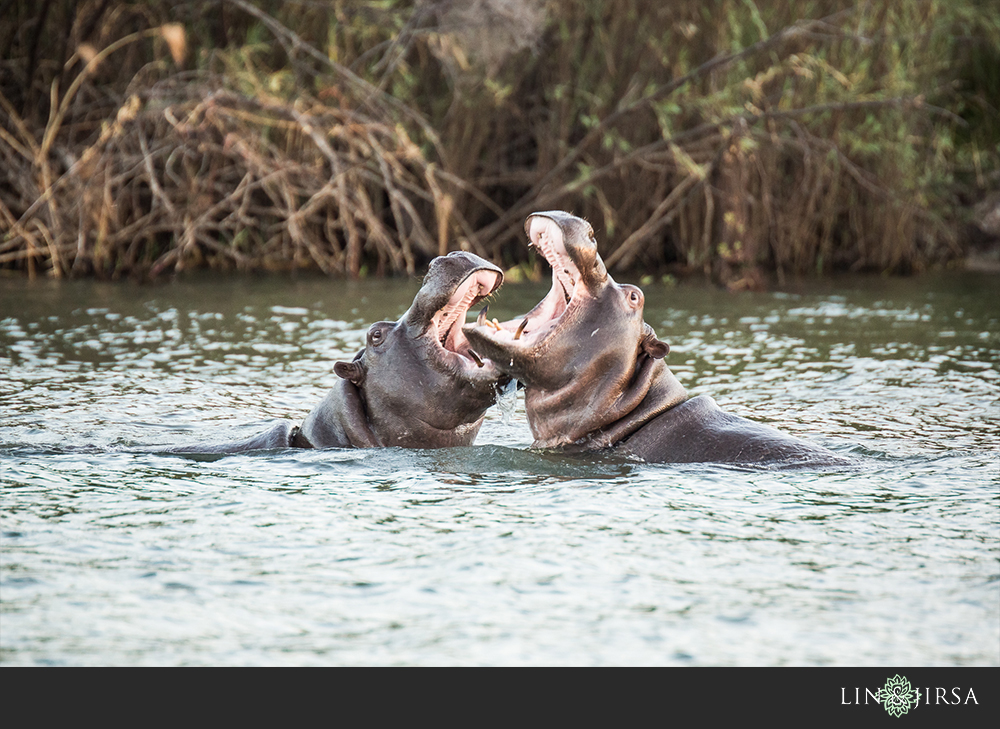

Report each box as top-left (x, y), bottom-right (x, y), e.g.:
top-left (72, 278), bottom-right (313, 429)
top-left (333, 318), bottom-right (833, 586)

top-left (1, 271), bottom-right (997, 665)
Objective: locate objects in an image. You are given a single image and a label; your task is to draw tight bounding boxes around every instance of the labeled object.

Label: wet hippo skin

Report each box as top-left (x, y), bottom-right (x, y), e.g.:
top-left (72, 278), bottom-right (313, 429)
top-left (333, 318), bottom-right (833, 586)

top-left (174, 251), bottom-right (507, 453)
top-left (465, 211), bottom-right (852, 467)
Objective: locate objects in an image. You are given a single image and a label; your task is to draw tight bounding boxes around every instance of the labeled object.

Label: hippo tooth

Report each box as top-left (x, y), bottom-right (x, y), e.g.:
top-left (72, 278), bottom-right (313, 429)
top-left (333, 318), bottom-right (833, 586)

top-left (469, 349), bottom-right (484, 367)
top-left (513, 318), bottom-right (528, 340)
top-left (477, 306), bottom-right (489, 326)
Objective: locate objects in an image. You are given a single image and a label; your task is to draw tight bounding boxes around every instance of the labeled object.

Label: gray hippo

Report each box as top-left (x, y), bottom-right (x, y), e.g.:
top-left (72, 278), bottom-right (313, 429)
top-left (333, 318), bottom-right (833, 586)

top-left (464, 210), bottom-right (853, 467)
top-left (175, 251), bottom-right (507, 452)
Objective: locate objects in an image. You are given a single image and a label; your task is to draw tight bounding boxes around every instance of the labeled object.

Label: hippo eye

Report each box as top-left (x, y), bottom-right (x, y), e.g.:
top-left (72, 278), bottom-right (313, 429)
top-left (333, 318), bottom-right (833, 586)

top-left (368, 322), bottom-right (393, 347)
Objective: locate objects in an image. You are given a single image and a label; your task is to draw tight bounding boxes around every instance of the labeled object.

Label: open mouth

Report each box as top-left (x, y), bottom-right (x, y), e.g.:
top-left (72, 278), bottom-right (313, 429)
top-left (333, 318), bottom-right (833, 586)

top-left (472, 214), bottom-right (584, 347)
top-left (429, 267), bottom-right (502, 368)
top-left (531, 215), bottom-right (577, 308)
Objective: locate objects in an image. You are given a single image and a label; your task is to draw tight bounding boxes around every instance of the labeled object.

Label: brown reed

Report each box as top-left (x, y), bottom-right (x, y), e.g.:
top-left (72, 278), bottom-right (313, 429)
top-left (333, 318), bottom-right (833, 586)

top-left (1, 0), bottom-right (996, 282)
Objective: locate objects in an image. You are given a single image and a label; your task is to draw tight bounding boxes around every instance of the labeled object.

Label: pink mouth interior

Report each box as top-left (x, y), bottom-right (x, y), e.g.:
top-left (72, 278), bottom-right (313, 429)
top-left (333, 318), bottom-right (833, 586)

top-left (431, 268), bottom-right (501, 355)
top-left (478, 216), bottom-right (581, 344)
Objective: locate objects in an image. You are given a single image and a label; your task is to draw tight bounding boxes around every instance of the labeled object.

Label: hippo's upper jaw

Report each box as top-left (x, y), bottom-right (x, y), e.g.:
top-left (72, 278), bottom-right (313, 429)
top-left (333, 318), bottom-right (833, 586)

top-left (425, 263), bottom-right (504, 380)
top-left (407, 251), bottom-right (505, 383)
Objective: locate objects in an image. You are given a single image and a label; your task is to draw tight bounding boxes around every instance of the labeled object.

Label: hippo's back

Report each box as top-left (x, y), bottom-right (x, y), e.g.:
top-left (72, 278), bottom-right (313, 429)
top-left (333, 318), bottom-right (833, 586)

top-left (615, 395), bottom-right (852, 467)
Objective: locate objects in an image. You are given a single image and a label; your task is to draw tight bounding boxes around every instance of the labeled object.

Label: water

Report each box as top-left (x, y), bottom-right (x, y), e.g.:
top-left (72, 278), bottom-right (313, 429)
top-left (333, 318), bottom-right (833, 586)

top-left (1, 272), bottom-right (997, 666)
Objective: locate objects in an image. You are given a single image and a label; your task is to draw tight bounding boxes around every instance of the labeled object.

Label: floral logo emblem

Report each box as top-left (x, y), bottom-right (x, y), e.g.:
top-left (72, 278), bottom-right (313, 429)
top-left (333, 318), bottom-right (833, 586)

top-left (881, 674), bottom-right (919, 717)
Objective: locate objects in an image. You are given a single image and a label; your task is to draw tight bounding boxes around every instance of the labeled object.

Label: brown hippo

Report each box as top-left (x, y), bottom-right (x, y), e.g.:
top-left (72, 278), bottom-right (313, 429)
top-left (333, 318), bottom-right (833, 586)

top-left (175, 251), bottom-right (507, 453)
top-left (464, 211), bottom-right (853, 467)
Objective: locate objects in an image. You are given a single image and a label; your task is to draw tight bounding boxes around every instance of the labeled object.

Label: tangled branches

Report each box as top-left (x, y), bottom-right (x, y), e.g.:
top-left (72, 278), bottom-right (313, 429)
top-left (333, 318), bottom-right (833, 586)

top-left (1, 74), bottom-right (474, 278)
top-left (1, 0), bottom-right (994, 282)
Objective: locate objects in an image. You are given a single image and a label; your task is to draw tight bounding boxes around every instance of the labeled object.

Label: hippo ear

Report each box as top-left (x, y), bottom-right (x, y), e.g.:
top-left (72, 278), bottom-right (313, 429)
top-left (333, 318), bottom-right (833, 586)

top-left (334, 360), bottom-right (365, 384)
top-left (640, 324), bottom-right (670, 359)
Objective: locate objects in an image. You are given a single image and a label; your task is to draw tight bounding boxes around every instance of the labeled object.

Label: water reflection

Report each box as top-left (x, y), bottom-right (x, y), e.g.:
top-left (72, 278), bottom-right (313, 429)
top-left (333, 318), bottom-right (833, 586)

top-left (1, 272), bottom-right (997, 665)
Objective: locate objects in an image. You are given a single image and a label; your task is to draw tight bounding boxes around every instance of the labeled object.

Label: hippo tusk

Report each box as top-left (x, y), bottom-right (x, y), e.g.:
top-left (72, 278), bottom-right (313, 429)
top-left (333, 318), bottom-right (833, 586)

top-left (513, 318), bottom-right (528, 340)
top-left (477, 306), bottom-right (489, 326)
top-left (469, 349), bottom-right (484, 367)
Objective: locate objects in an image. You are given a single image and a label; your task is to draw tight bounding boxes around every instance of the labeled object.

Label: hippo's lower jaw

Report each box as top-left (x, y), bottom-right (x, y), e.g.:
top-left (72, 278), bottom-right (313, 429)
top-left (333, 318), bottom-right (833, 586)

top-left (465, 214), bottom-right (590, 357)
top-left (463, 213), bottom-right (605, 387)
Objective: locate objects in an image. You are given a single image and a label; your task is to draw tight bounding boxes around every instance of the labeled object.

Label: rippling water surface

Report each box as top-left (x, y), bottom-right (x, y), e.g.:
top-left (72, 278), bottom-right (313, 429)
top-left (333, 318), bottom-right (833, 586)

top-left (1, 272), bottom-right (997, 665)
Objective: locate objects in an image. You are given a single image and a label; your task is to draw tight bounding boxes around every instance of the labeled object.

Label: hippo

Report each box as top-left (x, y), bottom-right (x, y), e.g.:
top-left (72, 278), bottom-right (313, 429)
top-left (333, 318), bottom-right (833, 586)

top-left (174, 251), bottom-right (507, 453)
top-left (464, 211), bottom-right (853, 467)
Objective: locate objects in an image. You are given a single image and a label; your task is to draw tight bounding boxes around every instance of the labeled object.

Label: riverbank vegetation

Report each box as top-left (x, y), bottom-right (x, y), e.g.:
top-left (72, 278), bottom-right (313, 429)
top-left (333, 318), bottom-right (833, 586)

top-left (2, 0), bottom-right (998, 284)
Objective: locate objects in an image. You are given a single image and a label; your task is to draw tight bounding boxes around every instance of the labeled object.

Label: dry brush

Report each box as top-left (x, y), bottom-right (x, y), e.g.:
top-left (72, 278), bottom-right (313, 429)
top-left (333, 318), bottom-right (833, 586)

top-left (1, 0), bottom-right (996, 283)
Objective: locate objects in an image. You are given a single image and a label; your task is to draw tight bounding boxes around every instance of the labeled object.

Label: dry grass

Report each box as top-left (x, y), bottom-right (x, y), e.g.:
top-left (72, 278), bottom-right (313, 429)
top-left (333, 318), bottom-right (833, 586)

top-left (2, 78), bottom-right (478, 277)
top-left (1, 0), bottom-right (996, 282)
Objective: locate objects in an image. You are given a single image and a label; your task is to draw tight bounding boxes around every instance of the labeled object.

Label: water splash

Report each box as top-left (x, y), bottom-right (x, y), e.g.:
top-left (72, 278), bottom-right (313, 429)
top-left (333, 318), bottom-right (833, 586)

top-left (496, 378), bottom-right (519, 425)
